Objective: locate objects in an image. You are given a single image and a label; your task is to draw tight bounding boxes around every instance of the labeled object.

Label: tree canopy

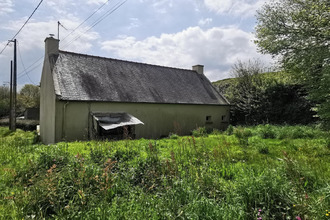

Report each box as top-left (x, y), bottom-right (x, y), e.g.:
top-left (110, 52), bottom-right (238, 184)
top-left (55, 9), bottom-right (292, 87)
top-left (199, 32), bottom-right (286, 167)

top-left (255, 0), bottom-right (330, 128)
top-left (216, 60), bottom-right (315, 125)
top-left (18, 84), bottom-right (40, 109)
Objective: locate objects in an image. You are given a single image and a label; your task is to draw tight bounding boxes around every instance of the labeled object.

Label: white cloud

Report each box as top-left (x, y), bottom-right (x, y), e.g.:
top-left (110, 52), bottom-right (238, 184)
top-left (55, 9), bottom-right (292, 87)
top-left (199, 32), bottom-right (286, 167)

top-left (198, 18), bottom-right (212, 26)
top-left (86, 0), bottom-right (106, 5)
top-left (101, 26), bottom-right (271, 81)
top-left (204, 0), bottom-right (266, 16)
top-left (0, 0), bottom-right (14, 15)
top-left (139, 0), bottom-right (174, 14)
top-left (127, 18), bottom-right (140, 30)
top-left (45, 0), bottom-right (79, 16)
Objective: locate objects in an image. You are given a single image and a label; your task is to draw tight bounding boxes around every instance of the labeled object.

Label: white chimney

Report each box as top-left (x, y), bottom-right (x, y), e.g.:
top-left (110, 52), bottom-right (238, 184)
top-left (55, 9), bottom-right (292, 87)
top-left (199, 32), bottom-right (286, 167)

top-left (192, 65), bottom-right (204, 75)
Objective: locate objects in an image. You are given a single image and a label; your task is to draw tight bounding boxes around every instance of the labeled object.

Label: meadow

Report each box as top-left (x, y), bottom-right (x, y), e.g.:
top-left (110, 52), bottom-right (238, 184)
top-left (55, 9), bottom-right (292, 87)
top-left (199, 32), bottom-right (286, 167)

top-left (0, 125), bottom-right (329, 219)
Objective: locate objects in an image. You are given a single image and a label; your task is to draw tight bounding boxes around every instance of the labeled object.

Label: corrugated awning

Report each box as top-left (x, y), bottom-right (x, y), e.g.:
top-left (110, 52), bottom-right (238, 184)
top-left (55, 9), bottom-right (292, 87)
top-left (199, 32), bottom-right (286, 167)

top-left (93, 113), bottom-right (144, 130)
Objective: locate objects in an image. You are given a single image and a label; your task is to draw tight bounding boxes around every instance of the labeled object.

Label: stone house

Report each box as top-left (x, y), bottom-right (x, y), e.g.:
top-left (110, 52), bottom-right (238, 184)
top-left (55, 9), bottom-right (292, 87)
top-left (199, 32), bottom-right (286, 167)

top-left (40, 37), bottom-right (230, 144)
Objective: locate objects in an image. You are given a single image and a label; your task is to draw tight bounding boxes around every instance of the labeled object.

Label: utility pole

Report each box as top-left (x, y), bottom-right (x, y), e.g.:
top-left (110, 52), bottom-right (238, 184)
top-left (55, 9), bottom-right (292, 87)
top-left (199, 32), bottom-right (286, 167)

top-left (9, 39), bottom-right (17, 131)
top-left (13, 39), bottom-right (17, 131)
top-left (9, 60), bottom-right (13, 130)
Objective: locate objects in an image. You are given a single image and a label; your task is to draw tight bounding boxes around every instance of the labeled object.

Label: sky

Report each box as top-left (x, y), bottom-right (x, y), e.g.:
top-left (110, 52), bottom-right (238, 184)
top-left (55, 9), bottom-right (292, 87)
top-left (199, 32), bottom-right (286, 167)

top-left (0, 0), bottom-right (272, 89)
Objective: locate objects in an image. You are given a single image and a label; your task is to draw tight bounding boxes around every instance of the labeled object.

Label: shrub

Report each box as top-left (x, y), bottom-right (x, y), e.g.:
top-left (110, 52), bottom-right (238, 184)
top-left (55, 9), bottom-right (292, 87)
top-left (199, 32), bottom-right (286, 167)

top-left (225, 124), bottom-right (234, 135)
top-left (169, 133), bottom-right (179, 139)
top-left (192, 127), bottom-right (208, 137)
top-left (0, 118), bottom-right (39, 131)
top-left (258, 124), bottom-right (277, 139)
top-left (233, 127), bottom-right (252, 147)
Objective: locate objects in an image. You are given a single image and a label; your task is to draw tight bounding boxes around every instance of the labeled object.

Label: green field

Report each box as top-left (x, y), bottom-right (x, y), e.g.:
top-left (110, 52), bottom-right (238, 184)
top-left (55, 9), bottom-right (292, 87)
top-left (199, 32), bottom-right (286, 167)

top-left (0, 125), bottom-right (329, 219)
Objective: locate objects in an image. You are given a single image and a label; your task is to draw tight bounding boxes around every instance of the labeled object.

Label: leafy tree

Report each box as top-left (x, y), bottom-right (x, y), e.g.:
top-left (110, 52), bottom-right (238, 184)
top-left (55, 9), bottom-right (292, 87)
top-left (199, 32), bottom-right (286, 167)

top-left (222, 60), bottom-right (315, 125)
top-left (255, 0), bottom-right (330, 128)
top-left (0, 86), bottom-right (10, 118)
top-left (230, 60), bottom-right (268, 124)
top-left (18, 84), bottom-right (40, 110)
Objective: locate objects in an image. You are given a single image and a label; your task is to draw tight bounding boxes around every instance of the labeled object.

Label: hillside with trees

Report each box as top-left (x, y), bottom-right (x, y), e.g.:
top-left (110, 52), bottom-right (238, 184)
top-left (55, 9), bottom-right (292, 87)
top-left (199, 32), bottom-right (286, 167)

top-left (213, 60), bottom-right (315, 125)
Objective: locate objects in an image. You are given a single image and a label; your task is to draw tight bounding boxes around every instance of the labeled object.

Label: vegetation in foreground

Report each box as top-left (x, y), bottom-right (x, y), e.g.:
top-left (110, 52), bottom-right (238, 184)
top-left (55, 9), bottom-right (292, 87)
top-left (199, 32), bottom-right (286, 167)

top-left (0, 125), bottom-right (329, 219)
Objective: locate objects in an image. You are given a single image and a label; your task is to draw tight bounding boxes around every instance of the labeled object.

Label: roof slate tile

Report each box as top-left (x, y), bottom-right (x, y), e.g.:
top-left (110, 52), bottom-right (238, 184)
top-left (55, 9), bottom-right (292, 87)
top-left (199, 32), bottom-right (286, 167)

top-left (52, 51), bottom-right (229, 105)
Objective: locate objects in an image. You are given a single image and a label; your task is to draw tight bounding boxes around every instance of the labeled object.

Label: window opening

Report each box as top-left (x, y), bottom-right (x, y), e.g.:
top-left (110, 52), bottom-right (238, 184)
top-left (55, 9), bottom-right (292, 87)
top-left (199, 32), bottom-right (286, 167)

top-left (90, 112), bottom-right (144, 140)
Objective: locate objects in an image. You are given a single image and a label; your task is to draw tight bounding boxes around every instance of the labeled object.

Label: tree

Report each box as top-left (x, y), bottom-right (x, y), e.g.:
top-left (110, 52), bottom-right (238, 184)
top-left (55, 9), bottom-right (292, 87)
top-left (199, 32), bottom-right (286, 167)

top-left (230, 60), bottom-right (268, 124)
top-left (18, 84), bottom-right (40, 110)
top-left (0, 86), bottom-right (10, 118)
top-left (222, 60), bottom-right (315, 125)
top-left (255, 0), bottom-right (330, 128)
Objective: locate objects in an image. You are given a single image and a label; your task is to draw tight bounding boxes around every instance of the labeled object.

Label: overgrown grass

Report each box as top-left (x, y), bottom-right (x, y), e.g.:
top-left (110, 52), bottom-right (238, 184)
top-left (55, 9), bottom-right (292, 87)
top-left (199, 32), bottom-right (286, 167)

top-left (0, 125), bottom-right (329, 219)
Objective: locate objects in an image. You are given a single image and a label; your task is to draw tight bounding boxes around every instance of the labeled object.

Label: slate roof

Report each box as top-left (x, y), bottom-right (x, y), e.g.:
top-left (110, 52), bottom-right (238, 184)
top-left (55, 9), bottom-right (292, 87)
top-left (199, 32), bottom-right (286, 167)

top-left (52, 51), bottom-right (229, 105)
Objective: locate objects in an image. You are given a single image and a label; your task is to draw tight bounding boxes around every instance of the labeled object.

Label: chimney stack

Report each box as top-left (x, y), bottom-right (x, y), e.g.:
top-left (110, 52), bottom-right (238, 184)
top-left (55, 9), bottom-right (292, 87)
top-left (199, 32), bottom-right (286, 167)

top-left (44, 36), bottom-right (59, 56)
top-left (192, 65), bottom-right (204, 75)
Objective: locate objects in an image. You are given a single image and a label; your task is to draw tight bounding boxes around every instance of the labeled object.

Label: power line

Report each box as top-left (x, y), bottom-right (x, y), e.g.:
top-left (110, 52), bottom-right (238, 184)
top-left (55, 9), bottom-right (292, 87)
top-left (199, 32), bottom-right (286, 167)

top-left (17, 0), bottom-right (115, 75)
top-left (17, 0), bottom-right (126, 77)
top-left (61, 0), bottom-right (111, 42)
top-left (0, 0), bottom-right (44, 55)
top-left (17, 42), bottom-right (36, 85)
top-left (62, 0), bottom-right (127, 50)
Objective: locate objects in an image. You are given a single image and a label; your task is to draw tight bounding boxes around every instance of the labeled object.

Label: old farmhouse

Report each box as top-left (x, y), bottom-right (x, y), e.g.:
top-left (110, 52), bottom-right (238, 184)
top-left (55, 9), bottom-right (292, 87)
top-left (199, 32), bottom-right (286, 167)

top-left (40, 37), bottom-right (230, 144)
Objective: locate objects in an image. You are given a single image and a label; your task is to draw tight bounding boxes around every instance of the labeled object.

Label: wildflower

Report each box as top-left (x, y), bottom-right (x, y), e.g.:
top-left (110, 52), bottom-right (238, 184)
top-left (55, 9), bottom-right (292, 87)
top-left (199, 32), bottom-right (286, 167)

top-left (296, 216), bottom-right (302, 220)
top-left (326, 213), bottom-right (329, 216)
top-left (293, 204), bottom-right (296, 207)
top-left (257, 217), bottom-right (262, 220)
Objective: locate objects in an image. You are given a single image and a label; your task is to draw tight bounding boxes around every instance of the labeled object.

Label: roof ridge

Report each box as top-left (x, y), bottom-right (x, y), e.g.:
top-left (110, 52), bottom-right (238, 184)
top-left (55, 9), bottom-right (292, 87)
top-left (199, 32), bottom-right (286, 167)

top-left (59, 50), bottom-right (195, 73)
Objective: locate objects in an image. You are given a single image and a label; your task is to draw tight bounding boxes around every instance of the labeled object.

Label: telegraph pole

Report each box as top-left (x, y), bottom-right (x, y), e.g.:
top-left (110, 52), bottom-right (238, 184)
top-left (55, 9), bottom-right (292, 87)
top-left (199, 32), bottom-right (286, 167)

top-left (9, 60), bottom-right (13, 130)
top-left (9, 39), bottom-right (17, 131)
top-left (13, 39), bottom-right (17, 131)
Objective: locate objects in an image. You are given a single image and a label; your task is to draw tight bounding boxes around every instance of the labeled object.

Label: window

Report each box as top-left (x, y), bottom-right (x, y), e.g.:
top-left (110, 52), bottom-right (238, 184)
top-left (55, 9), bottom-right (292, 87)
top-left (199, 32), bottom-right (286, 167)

top-left (206, 115), bottom-right (212, 124)
top-left (222, 115), bottom-right (228, 122)
top-left (90, 112), bottom-right (144, 140)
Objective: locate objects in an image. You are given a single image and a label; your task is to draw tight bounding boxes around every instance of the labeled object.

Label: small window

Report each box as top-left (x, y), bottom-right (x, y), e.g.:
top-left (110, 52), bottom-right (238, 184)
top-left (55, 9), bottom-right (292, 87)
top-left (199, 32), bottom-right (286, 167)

top-left (206, 116), bottom-right (212, 121)
top-left (222, 115), bottom-right (227, 122)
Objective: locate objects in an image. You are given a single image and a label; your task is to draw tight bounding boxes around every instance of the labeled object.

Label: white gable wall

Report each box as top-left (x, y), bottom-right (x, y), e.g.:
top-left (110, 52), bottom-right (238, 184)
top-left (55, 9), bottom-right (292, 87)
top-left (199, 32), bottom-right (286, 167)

top-left (40, 38), bottom-right (59, 144)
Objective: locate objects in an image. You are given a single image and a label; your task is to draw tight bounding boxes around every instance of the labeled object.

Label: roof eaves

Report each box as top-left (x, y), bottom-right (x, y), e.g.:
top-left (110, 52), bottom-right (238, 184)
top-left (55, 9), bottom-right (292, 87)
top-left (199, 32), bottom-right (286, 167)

top-left (56, 97), bottom-right (230, 106)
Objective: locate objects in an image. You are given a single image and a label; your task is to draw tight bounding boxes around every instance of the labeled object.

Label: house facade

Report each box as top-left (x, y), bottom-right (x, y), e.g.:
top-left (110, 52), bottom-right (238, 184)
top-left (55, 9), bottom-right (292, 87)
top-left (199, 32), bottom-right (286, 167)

top-left (40, 37), bottom-right (230, 144)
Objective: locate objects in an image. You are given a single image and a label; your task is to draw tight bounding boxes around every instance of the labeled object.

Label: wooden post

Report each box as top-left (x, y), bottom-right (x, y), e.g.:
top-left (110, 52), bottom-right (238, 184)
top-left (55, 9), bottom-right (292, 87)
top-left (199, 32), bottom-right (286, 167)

top-left (12, 39), bottom-right (17, 131)
top-left (9, 60), bottom-right (13, 130)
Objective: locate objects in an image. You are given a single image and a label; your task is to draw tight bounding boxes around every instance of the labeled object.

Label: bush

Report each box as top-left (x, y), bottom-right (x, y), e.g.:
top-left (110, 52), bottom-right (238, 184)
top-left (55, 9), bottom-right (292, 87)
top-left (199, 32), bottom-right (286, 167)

top-left (0, 118), bottom-right (39, 131)
top-left (168, 133), bottom-right (179, 139)
top-left (233, 127), bottom-right (252, 147)
top-left (257, 124), bottom-right (277, 139)
top-left (192, 127), bottom-right (208, 137)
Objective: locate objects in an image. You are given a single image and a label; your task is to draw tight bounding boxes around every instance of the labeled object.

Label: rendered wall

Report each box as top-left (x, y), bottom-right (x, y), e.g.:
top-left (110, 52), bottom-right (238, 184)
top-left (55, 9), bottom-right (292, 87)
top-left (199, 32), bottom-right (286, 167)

top-left (54, 101), bottom-right (230, 143)
top-left (40, 54), bottom-right (56, 144)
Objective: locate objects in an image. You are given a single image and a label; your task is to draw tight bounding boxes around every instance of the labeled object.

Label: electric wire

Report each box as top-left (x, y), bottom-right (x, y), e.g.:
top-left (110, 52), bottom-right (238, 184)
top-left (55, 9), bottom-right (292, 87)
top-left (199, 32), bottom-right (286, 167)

top-left (16, 0), bottom-right (126, 77)
top-left (0, 0), bottom-right (44, 55)
top-left (61, 0), bottom-right (127, 50)
top-left (17, 0), bottom-right (115, 76)
top-left (17, 42), bottom-right (36, 85)
top-left (60, 0), bottom-right (111, 42)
